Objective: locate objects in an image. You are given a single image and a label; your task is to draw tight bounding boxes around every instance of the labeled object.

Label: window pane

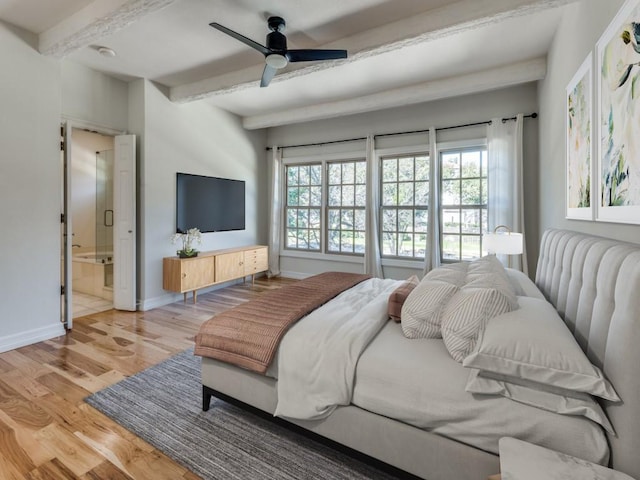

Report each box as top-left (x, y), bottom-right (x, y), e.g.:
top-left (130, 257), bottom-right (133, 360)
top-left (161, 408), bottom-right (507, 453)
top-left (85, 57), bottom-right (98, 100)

top-left (355, 162), bottom-right (367, 184)
top-left (414, 181), bottom-right (429, 205)
top-left (383, 159), bottom-right (397, 182)
top-left (398, 233), bottom-right (414, 257)
top-left (328, 163), bottom-right (341, 184)
top-left (461, 209), bottom-right (480, 234)
top-left (416, 234), bottom-right (427, 258)
top-left (299, 166), bottom-right (310, 185)
top-left (461, 179), bottom-right (481, 204)
top-left (442, 209), bottom-right (460, 233)
top-left (415, 156), bottom-right (429, 181)
top-left (461, 235), bottom-right (481, 261)
top-left (341, 209), bottom-right (354, 230)
top-left (341, 231), bottom-right (354, 253)
top-left (415, 209), bottom-right (428, 233)
top-left (309, 208), bottom-right (321, 228)
top-left (310, 186), bottom-right (322, 206)
top-left (328, 230), bottom-right (340, 252)
top-left (461, 151), bottom-right (481, 177)
top-left (297, 209), bottom-right (308, 228)
top-left (342, 185), bottom-right (355, 206)
top-left (382, 232), bottom-right (397, 256)
top-left (382, 209), bottom-right (397, 232)
top-left (442, 234), bottom-right (460, 260)
top-left (287, 187), bottom-right (299, 206)
top-left (354, 232), bottom-right (366, 254)
top-left (309, 229), bottom-right (321, 250)
top-left (342, 162), bottom-right (355, 184)
top-left (328, 208), bottom-right (340, 229)
top-left (383, 183), bottom-right (397, 205)
top-left (299, 186), bottom-right (310, 206)
top-left (442, 153), bottom-right (460, 179)
top-left (310, 165), bottom-right (322, 185)
top-left (287, 166), bottom-right (299, 185)
top-left (481, 178), bottom-right (487, 204)
top-left (442, 180), bottom-right (460, 205)
top-left (287, 208), bottom-right (297, 228)
top-left (399, 182), bottom-right (414, 206)
top-left (482, 209), bottom-right (488, 235)
top-left (398, 209), bottom-right (413, 233)
top-left (354, 209), bottom-right (366, 231)
top-left (398, 157), bottom-right (414, 181)
top-left (328, 186), bottom-right (341, 206)
top-left (287, 230), bottom-right (298, 248)
top-left (355, 184), bottom-right (366, 206)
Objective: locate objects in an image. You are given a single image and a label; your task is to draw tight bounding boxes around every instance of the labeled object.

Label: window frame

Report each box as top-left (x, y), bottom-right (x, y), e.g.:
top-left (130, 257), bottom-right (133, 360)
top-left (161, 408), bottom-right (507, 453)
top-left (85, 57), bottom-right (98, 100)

top-left (281, 151), bottom-right (366, 260)
top-left (378, 147), bottom-right (431, 261)
top-left (437, 139), bottom-right (488, 263)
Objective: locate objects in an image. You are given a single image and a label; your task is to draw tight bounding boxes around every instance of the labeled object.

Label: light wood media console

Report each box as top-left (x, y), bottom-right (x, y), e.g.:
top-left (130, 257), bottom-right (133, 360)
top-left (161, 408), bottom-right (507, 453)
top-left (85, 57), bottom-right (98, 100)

top-left (163, 245), bottom-right (268, 303)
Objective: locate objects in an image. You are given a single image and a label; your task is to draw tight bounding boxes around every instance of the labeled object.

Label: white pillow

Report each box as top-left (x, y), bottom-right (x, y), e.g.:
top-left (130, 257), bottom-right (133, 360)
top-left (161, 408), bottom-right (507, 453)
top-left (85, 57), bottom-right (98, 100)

top-left (424, 261), bottom-right (468, 286)
top-left (462, 296), bottom-right (620, 402)
top-left (465, 369), bottom-right (615, 434)
top-left (401, 280), bottom-right (458, 339)
top-left (441, 287), bottom-right (513, 362)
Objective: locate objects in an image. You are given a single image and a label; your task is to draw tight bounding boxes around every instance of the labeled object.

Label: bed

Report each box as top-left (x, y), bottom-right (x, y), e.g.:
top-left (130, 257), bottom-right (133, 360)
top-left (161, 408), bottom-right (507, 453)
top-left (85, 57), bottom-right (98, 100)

top-left (195, 229), bottom-right (640, 480)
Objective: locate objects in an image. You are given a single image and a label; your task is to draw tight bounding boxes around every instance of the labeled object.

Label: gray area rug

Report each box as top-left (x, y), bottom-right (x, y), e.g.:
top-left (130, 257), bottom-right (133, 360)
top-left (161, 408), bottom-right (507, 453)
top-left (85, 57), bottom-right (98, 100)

top-left (85, 349), bottom-right (402, 480)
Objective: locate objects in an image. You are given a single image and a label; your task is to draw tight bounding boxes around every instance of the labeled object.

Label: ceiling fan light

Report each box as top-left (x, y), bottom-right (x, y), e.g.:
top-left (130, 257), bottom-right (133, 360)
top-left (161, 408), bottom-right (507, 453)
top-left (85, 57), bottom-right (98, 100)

top-left (265, 54), bottom-right (288, 69)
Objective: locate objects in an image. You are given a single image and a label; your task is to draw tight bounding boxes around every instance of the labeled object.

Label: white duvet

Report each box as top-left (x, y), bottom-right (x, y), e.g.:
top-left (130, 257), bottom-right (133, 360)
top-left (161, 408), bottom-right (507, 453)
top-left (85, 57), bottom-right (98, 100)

top-left (274, 277), bottom-right (401, 420)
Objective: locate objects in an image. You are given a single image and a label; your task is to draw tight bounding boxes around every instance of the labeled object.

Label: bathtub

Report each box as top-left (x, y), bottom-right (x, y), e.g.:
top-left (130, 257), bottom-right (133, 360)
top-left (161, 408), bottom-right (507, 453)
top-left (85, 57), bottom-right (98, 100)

top-left (72, 251), bottom-right (113, 300)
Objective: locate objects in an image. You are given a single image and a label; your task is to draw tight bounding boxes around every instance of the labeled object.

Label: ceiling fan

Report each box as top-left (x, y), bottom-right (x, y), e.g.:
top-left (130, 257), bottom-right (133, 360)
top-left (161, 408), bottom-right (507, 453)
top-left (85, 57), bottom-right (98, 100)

top-left (210, 16), bottom-right (348, 88)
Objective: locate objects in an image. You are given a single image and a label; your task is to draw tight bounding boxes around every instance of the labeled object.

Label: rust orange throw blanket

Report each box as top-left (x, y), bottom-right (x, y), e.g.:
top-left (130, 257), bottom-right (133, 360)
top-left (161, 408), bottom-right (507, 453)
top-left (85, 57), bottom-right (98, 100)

top-left (194, 272), bottom-right (371, 374)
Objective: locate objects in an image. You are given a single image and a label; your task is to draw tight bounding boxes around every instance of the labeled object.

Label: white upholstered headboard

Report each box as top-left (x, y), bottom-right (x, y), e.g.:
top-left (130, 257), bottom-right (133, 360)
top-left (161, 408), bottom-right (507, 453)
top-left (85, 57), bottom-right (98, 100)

top-left (535, 229), bottom-right (640, 478)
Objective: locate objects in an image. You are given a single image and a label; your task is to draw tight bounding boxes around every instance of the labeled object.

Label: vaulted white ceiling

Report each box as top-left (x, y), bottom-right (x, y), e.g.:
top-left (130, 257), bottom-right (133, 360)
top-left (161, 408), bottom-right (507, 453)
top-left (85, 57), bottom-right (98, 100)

top-left (0, 0), bottom-right (576, 128)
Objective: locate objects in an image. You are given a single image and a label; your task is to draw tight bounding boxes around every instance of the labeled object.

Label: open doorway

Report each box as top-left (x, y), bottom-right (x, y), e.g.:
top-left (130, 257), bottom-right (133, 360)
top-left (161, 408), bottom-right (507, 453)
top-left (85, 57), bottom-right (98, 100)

top-left (68, 128), bottom-right (116, 318)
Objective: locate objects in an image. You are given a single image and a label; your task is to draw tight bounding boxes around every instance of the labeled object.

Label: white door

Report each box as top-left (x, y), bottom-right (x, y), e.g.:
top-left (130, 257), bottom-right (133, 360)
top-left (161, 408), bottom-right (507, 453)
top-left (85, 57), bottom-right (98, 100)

top-left (62, 122), bottom-right (73, 329)
top-left (113, 135), bottom-right (136, 311)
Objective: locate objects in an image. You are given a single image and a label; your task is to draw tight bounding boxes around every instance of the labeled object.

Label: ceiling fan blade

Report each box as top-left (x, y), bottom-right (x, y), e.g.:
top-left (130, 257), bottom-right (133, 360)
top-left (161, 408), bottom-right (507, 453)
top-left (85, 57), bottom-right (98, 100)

top-left (260, 64), bottom-right (278, 87)
top-left (209, 22), bottom-right (270, 56)
top-left (286, 49), bottom-right (347, 62)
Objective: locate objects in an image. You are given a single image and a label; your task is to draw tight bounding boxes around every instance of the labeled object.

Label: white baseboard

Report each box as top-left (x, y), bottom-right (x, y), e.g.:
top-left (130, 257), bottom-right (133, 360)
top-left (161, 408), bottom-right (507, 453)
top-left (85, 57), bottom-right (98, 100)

top-left (0, 323), bottom-right (66, 354)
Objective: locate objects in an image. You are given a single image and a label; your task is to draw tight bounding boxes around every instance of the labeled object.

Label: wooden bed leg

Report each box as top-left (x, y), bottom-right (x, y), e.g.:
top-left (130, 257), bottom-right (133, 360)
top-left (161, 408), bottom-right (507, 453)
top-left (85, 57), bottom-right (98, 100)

top-left (202, 385), bottom-right (213, 411)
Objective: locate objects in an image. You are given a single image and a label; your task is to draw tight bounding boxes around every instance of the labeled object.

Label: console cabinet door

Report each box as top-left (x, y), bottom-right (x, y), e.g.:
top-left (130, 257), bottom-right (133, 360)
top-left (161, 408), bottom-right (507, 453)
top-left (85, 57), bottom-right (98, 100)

top-left (244, 247), bottom-right (268, 275)
top-left (163, 256), bottom-right (215, 292)
top-left (215, 252), bottom-right (244, 283)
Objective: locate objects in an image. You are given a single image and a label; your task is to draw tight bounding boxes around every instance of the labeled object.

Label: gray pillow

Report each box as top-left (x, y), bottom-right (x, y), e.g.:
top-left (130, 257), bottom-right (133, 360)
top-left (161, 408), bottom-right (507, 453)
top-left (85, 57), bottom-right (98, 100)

top-left (463, 296), bottom-right (620, 402)
top-left (401, 280), bottom-right (458, 339)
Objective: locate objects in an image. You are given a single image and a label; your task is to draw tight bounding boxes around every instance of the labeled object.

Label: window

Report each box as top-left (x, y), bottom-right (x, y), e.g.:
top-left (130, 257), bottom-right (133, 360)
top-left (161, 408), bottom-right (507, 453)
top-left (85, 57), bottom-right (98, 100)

top-left (327, 160), bottom-right (367, 254)
top-left (285, 164), bottom-right (322, 251)
top-left (380, 154), bottom-right (430, 259)
top-left (440, 147), bottom-right (488, 261)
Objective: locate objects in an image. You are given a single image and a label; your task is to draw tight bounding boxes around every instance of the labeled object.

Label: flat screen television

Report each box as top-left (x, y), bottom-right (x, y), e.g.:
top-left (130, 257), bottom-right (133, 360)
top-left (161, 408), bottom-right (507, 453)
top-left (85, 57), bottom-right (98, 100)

top-left (176, 172), bottom-right (245, 233)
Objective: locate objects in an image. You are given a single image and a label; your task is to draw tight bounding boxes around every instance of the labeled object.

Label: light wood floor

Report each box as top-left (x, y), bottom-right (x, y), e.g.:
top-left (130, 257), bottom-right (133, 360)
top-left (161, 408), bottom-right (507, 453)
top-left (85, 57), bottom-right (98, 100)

top-left (0, 277), bottom-right (295, 480)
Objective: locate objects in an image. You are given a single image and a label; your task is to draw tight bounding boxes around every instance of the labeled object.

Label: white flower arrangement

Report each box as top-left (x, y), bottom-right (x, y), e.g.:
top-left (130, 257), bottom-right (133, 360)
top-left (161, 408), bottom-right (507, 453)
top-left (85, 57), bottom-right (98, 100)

top-left (171, 227), bottom-right (202, 257)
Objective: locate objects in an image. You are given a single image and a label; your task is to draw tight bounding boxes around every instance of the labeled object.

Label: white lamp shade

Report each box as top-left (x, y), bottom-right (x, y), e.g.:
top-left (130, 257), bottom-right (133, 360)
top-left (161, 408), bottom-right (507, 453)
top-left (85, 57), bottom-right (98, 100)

top-left (483, 232), bottom-right (523, 255)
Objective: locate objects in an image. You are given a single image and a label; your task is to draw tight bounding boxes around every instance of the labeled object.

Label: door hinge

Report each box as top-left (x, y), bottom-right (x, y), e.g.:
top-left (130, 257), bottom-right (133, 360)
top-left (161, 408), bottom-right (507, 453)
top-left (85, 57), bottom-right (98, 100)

top-left (61, 285), bottom-right (65, 295)
top-left (61, 213), bottom-right (65, 223)
top-left (60, 141), bottom-right (65, 151)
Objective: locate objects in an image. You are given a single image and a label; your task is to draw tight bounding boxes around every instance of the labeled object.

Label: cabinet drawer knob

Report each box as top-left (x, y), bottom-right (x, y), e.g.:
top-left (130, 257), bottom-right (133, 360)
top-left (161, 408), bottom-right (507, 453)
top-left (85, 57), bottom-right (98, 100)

top-left (182, 273), bottom-right (187, 278)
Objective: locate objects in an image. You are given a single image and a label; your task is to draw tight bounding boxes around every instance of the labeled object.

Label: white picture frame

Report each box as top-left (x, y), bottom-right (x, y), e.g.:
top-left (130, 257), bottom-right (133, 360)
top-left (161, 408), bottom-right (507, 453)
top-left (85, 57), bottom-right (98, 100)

top-left (596, 0), bottom-right (640, 224)
top-left (566, 53), bottom-right (594, 220)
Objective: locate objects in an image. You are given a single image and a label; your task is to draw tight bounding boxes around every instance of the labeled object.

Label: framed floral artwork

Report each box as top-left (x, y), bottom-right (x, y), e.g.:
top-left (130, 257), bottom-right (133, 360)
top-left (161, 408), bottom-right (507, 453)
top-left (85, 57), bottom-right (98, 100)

top-left (596, 0), bottom-right (640, 224)
top-left (566, 53), bottom-right (593, 220)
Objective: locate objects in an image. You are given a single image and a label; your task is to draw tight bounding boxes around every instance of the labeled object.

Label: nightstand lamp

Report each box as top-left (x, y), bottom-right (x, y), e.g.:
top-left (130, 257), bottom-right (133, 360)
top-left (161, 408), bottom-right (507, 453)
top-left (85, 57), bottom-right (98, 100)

top-left (483, 225), bottom-right (523, 255)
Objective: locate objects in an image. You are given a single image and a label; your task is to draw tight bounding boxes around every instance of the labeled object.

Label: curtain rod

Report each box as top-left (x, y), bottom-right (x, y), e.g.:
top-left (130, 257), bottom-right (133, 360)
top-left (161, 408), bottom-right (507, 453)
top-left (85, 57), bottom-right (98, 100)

top-left (265, 113), bottom-right (537, 151)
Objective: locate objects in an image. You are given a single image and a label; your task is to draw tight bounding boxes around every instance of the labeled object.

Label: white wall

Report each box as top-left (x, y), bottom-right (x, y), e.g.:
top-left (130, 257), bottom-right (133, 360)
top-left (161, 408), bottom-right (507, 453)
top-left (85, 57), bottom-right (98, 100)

top-left (62, 61), bottom-right (129, 132)
top-left (138, 81), bottom-right (268, 309)
top-left (0, 22), bottom-right (64, 351)
top-left (267, 84), bottom-right (539, 279)
top-left (70, 129), bottom-right (114, 252)
top-left (538, 0), bottom-right (640, 243)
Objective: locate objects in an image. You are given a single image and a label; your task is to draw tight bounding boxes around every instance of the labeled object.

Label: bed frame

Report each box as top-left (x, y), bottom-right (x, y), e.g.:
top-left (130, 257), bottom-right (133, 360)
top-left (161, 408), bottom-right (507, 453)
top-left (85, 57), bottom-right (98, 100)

top-left (200, 229), bottom-right (640, 480)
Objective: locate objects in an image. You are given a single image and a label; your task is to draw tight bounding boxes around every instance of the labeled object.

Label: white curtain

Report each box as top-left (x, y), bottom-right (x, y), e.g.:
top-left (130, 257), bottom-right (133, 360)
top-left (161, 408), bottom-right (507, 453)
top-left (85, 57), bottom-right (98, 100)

top-left (423, 127), bottom-right (440, 275)
top-left (267, 146), bottom-right (282, 277)
top-left (487, 114), bottom-right (528, 274)
top-left (364, 135), bottom-right (383, 277)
